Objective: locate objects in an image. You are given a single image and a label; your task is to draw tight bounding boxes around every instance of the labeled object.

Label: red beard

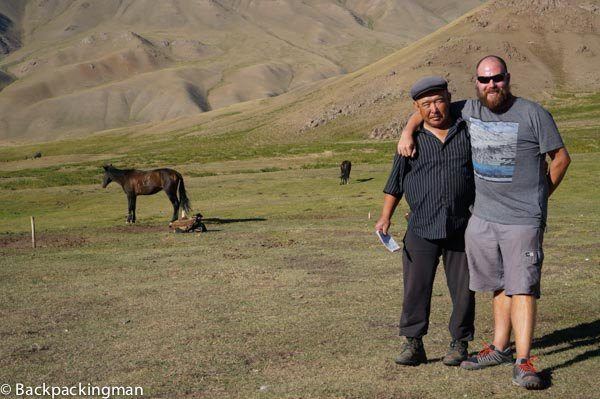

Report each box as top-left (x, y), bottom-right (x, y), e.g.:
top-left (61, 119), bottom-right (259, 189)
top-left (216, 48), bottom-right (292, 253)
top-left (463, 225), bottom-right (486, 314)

top-left (477, 86), bottom-right (511, 112)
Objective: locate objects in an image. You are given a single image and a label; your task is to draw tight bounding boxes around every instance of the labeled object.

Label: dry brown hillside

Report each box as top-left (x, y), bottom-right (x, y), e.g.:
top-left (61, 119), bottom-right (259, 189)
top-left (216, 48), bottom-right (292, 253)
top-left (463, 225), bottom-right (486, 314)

top-left (0, 0), bottom-right (484, 141)
top-left (268, 0), bottom-right (600, 138)
top-left (130, 0), bottom-right (598, 145)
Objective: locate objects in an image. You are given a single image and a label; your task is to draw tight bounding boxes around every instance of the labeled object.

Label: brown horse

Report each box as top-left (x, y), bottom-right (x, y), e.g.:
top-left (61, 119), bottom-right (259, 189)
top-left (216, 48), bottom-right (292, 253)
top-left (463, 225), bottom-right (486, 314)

top-left (102, 165), bottom-right (191, 223)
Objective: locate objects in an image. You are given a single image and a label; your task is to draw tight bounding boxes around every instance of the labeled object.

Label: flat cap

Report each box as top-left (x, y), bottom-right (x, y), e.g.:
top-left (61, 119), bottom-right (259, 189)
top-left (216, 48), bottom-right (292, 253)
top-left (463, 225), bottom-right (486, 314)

top-left (410, 76), bottom-right (448, 100)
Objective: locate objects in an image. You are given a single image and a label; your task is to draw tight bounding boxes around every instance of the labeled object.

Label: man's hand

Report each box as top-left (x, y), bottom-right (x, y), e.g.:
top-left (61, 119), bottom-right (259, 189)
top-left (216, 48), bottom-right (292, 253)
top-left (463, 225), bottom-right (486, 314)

top-left (375, 217), bottom-right (391, 235)
top-left (397, 132), bottom-right (416, 157)
top-left (397, 111), bottom-right (423, 157)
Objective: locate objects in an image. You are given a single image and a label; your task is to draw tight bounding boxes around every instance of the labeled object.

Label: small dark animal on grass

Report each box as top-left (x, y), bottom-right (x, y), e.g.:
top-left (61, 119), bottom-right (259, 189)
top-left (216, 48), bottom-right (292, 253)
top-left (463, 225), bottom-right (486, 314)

top-left (170, 213), bottom-right (207, 233)
top-left (340, 160), bottom-right (352, 185)
top-left (102, 164), bottom-right (191, 224)
top-left (33, 151), bottom-right (42, 159)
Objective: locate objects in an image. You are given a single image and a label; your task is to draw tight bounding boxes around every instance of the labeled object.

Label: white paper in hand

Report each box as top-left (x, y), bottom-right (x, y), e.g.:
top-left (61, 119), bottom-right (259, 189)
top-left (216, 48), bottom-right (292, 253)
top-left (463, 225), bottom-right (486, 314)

top-left (376, 231), bottom-right (401, 252)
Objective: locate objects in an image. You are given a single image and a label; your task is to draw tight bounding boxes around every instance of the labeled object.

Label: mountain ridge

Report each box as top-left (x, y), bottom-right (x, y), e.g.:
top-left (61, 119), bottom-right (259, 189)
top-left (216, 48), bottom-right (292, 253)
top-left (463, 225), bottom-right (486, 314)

top-left (0, 0), bottom-right (484, 140)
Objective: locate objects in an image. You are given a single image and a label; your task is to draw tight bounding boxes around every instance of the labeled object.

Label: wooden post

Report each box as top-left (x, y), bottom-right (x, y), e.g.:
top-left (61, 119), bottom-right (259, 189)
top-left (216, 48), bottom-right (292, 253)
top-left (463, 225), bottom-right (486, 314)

top-left (30, 216), bottom-right (36, 249)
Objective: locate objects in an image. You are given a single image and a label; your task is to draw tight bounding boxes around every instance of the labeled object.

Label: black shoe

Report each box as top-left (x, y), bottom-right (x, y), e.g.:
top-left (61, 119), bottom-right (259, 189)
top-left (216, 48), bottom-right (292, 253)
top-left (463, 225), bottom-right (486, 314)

top-left (394, 337), bottom-right (427, 366)
top-left (442, 340), bottom-right (468, 366)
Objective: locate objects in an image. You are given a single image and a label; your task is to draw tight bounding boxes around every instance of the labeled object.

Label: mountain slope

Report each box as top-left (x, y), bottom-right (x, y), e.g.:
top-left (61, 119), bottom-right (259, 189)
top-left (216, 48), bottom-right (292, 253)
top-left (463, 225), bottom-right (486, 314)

top-left (266, 0), bottom-right (600, 137)
top-left (120, 0), bottom-right (598, 151)
top-left (0, 0), bottom-right (484, 140)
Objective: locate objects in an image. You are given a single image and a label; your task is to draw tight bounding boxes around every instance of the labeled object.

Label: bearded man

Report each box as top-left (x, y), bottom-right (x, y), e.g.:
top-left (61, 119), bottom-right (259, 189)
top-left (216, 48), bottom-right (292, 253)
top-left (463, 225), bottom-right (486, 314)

top-left (397, 55), bottom-right (571, 390)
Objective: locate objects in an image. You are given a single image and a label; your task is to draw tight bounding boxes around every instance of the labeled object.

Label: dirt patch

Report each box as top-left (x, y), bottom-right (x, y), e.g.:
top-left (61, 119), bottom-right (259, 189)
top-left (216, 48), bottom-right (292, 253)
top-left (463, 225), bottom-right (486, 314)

top-left (0, 224), bottom-right (171, 252)
top-left (103, 224), bottom-right (168, 234)
top-left (0, 232), bottom-right (88, 250)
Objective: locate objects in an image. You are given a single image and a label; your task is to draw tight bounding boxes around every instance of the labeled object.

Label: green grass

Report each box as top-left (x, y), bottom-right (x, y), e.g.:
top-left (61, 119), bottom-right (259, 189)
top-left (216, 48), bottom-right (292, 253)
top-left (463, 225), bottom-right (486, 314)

top-left (0, 155), bottom-right (598, 398)
top-left (0, 137), bottom-right (395, 190)
top-left (0, 165), bottom-right (101, 190)
top-left (0, 91), bottom-right (599, 398)
top-left (1, 90), bottom-right (598, 191)
top-left (544, 92), bottom-right (600, 153)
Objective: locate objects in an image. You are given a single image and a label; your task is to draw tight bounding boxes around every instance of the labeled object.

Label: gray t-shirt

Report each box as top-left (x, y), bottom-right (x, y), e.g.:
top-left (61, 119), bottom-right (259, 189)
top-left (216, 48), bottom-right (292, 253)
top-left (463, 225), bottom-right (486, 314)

top-left (454, 97), bottom-right (564, 227)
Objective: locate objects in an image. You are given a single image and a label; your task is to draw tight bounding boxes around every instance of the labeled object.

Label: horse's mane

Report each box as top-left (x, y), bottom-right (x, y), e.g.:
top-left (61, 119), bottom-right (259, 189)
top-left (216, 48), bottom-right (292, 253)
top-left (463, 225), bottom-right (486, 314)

top-left (105, 166), bottom-right (134, 177)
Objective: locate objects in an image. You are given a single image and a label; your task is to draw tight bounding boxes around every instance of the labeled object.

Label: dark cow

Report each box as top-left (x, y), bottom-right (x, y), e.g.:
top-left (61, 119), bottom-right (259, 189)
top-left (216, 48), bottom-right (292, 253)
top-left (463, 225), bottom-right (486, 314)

top-left (340, 160), bottom-right (352, 185)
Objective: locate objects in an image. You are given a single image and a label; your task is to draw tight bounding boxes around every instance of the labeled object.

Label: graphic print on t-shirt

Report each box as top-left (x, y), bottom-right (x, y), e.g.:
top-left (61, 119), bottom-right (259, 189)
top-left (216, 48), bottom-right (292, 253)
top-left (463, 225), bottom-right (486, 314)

top-left (469, 117), bottom-right (518, 182)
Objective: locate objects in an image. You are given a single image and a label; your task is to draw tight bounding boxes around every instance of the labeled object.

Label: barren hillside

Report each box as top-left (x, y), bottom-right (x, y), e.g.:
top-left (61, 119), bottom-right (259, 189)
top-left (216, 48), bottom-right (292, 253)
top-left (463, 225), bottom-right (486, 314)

top-left (108, 0), bottom-right (598, 147)
top-left (267, 0), bottom-right (600, 139)
top-left (0, 0), bottom-right (483, 140)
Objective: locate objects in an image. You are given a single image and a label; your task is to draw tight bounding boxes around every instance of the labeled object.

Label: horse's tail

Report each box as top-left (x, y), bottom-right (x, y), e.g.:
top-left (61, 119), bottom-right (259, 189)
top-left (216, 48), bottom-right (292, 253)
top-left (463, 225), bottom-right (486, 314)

top-left (177, 174), bottom-right (192, 216)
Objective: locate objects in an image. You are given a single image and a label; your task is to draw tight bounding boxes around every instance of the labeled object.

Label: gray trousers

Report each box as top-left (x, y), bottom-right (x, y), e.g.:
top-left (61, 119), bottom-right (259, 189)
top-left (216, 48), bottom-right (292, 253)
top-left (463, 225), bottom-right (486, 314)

top-left (400, 229), bottom-right (475, 341)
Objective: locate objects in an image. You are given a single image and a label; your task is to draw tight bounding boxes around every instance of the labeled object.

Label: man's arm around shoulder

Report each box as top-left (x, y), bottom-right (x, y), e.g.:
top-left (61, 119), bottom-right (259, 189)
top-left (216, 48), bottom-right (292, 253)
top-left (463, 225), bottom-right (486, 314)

top-left (397, 100), bottom-right (467, 157)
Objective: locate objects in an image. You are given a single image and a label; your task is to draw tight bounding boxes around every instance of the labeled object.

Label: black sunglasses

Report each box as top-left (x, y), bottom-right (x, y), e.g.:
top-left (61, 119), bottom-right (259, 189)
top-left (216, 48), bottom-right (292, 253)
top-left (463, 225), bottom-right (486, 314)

top-left (477, 73), bottom-right (507, 84)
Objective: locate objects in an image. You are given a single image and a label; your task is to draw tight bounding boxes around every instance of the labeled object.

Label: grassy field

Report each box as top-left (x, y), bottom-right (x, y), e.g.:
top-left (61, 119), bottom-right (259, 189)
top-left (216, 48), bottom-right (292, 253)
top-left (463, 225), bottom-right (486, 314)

top-left (0, 92), bottom-right (599, 398)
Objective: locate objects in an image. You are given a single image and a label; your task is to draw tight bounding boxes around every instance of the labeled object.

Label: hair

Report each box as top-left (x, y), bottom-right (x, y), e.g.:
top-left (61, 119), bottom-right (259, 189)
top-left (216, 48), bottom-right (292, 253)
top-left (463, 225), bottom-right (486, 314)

top-left (104, 165), bottom-right (131, 177)
top-left (476, 55), bottom-right (508, 73)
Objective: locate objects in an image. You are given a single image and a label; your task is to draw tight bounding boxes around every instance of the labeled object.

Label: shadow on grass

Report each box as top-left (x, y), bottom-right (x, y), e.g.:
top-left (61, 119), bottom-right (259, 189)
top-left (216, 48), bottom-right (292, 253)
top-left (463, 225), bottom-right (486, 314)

top-left (355, 178), bottom-right (374, 183)
top-left (203, 217), bottom-right (267, 224)
top-left (532, 319), bottom-right (600, 388)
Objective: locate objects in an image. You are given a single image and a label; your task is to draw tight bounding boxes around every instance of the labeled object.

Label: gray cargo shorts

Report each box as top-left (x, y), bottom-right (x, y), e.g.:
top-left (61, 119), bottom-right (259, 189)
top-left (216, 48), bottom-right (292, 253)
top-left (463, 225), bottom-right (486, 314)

top-left (465, 215), bottom-right (544, 298)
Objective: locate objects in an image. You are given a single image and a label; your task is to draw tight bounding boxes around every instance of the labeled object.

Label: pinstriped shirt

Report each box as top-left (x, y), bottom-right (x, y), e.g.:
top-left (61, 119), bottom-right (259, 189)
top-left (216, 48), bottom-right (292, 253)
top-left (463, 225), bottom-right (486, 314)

top-left (383, 118), bottom-right (474, 240)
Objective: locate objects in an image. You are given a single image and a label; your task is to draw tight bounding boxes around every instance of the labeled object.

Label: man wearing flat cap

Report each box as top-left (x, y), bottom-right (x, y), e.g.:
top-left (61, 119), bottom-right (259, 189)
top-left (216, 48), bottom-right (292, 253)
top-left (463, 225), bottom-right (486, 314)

top-left (396, 56), bottom-right (571, 389)
top-left (375, 76), bottom-right (476, 366)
